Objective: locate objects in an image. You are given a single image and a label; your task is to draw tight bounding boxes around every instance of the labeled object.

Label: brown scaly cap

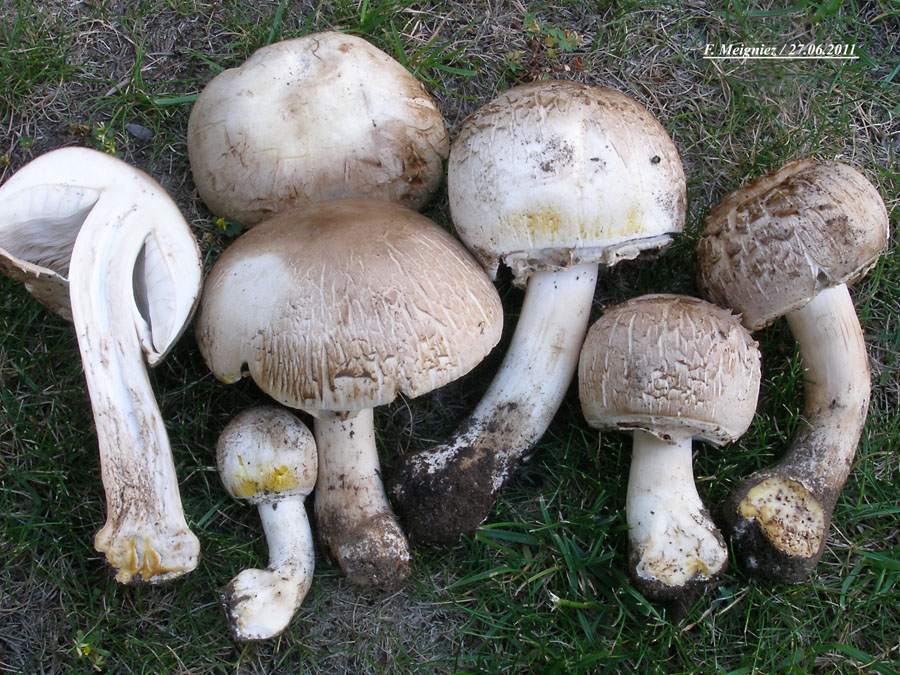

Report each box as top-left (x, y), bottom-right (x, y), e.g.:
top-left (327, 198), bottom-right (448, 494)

top-left (196, 198), bottom-right (503, 413)
top-left (697, 159), bottom-right (889, 331)
top-left (579, 294), bottom-right (761, 445)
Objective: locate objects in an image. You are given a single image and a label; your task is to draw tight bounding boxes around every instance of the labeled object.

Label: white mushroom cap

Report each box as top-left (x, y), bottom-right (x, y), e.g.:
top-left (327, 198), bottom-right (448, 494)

top-left (448, 80), bottom-right (686, 283)
top-left (579, 294), bottom-right (761, 445)
top-left (697, 159), bottom-right (889, 331)
top-left (217, 407), bottom-right (318, 505)
top-left (196, 198), bottom-right (503, 412)
top-left (187, 32), bottom-right (449, 226)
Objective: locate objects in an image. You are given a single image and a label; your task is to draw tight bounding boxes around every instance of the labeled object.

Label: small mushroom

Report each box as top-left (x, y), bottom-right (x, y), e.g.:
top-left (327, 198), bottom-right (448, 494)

top-left (216, 406), bottom-right (317, 641)
top-left (697, 159), bottom-right (889, 583)
top-left (578, 294), bottom-right (761, 606)
top-left (187, 31), bottom-right (449, 226)
top-left (196, 198), bottom-right (503, 589)
top-left (389, 80), bottom-right (686, 544)
top-left (0, 147), bottom-right (202, 583)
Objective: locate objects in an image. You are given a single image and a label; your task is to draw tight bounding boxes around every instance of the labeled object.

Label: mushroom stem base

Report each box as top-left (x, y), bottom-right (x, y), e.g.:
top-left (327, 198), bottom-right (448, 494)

top-left (626, 430), bottom-right (727, 603)
top-left (223, 499), bottom-right (315, 641)
top-left (722, 284), bottom-right (871, 582)
top-left (313, 409), bottom-right (410, 590)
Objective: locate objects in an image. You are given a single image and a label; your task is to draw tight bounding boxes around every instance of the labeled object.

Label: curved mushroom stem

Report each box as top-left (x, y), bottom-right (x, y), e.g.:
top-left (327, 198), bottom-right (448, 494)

top-left (389, 263), bottom-right (599, 544)
top-left (313, 408), bottom-right (410, 589)
top-left (69, 195), bottom-right (200, 583)
top-left (223, 499), bottom-right (315, 641)
top-left (722, 283), bottom-right (870, 582)
top-left (627, 430), bottom-right (727, 604)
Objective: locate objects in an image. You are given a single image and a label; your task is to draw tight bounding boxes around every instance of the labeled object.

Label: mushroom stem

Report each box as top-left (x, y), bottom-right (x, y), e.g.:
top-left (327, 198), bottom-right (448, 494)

top-left (69, 195), bottom-right (200, 584)
top-left (723, 283), bottom-right (870, 581)
top-left (390, 263), bottom-right (599, 543)
top-left (223, 499), bottom-right (315, 641)
top-left (627, 430), bottom-right (728, 599)
top-left (313, 408), bottom-right (410, 589)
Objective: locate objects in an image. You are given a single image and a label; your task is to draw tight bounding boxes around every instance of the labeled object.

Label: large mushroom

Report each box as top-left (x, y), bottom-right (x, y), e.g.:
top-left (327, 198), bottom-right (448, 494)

top-left (195, 198), bottom-right (503, 589)
top-left (578, 294), bottom-right (761, 606)
top-left (389, 80), bottom-right (686, 544)
top-left (216, 406), bottom-right (318, 641)
top-left (0, 147), bottom-right (203, 583)
top-left (696, 159), bottom-right (889, 583)
top-left (187, 31), bottom-right (449, 226)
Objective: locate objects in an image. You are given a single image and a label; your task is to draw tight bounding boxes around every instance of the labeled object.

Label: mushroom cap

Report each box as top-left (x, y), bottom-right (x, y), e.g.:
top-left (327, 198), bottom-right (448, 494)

top-left (187, 32), bottom-right (449, 226)
top-left (196, 198), bottom-right (503, 412)
top-left (697, 159), bottom-right (889, 331)
top-left (216, 406), bottom-right (318, 505)
top-left (447, 80), bottom-right (686, 281)
top-left (578, 294), bottom-right (761, 445)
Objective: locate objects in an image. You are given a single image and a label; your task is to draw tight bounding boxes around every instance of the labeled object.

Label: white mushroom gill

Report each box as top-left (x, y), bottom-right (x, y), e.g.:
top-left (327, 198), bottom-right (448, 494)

top-left (0, 148), bottom-right (202, 584)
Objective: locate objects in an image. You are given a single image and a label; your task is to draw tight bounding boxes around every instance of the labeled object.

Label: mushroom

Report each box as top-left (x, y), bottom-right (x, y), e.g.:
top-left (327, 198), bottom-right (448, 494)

top-left (578, 294), bottom-right (761, 605)
top-left (187, 31), bottom-right (449, 226)
top-left (216, 406), bottom-right (318, 641)
top-left (0, 147), bottom-right (203, 583)
top-left (389, 80), bottom-right (686, 544)
top-left (195, 198), bottom-right (503, 589)
top-left (697, 159), bottom-right (889, 582)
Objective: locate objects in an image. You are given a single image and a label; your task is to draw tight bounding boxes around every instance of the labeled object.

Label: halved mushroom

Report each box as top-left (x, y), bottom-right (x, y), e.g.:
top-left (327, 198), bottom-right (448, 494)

top-left (0, 147), bottom-right (203, 583)
top-left (216, 406), bottom-right (318, 641)
top-left (389, 80), bottom-right (687, 544)
top-left (579, 294), bottom-right (761, 606)
top-left (697, 159), bottom-right (889, 583)
top-left (196, 198), bottom-right (503, 589)
top-left (187, 31), bottom-right (449, 226)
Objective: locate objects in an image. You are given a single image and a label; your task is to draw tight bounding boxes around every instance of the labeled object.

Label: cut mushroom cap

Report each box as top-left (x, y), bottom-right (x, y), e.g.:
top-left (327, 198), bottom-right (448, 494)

top-left (389, 80), bottom-right (686, 544)
top-left (697, 159), bottom-right (888, 583)
top-left (217, 406), bottom-right (318, 641)
top-left (187, 31), bottom-right (449, 226)
top-left (0, 147), bottom-right (203, 583)
top-left (579, 294), bottom-right (761, 605)
top-left (196, 198), bottom-right (503, 589)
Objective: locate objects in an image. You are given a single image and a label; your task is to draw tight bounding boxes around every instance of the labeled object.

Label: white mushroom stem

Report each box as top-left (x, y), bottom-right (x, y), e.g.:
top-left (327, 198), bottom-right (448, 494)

top-left (313, 408), bottom-right (410, 589)
top-left (729, 283), bottom-right (870, 576)
top-left (224, 500), bottom-right (314, 641)
top-left (627, 430), bottom-right (727, 589)
top-left (69, 193), bottom-right (200, 583)
top-left (783, 283), bottom-right (870, 489)
top-left (390, 263), bottom-right (598, 543)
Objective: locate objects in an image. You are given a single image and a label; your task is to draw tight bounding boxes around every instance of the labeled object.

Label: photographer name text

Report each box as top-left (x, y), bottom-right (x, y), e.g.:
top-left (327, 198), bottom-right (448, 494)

top-left (703, 43), bottom-right (858, 60)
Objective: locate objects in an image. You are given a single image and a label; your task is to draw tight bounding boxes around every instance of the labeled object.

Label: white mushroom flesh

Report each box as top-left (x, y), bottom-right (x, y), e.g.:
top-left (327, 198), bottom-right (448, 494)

top-left (737, 284), bottom-right (870, 557)
top-left (0, 148), bottom-right (202, 583)
top-left (579, 294), bottom-right (761, 596)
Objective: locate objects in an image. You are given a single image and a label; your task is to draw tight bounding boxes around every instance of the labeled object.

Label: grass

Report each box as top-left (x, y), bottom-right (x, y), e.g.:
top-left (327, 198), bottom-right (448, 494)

top-left (1, 0), bottom-right (899, 672)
